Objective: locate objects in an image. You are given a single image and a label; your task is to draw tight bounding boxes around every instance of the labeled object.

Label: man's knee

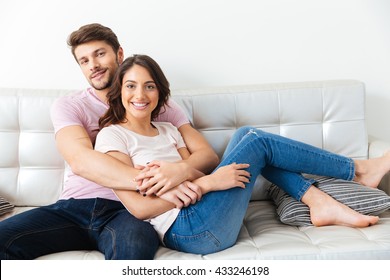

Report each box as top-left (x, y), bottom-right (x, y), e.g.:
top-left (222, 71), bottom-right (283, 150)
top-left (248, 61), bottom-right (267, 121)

top-left (127, 221), bottom-right (159, 257)
top-left (0, 228), bottom-right (24, 260)
top-left (103, 215), bottom-right (159, 260)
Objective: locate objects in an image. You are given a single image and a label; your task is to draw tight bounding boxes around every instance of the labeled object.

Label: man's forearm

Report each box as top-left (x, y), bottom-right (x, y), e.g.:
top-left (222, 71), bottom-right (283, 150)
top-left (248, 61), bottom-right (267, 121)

top-left (181, 147), bottom-right (219, 176)
top-left (70, 148), bottom-right (139, 190)
top-left (178, 124), bottom-right (219, 175)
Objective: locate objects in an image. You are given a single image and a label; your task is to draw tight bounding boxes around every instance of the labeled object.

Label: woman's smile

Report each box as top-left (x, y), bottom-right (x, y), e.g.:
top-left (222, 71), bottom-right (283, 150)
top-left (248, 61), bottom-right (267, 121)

top-left (131, 102), bottom-right (149, 110)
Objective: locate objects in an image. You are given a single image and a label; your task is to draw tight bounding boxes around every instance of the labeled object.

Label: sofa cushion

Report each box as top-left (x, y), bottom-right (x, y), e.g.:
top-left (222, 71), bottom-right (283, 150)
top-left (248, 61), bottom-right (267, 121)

top-left (268, 176), bottom-right (390, 226)
top-left (0, 196), bottom-right (14, 216)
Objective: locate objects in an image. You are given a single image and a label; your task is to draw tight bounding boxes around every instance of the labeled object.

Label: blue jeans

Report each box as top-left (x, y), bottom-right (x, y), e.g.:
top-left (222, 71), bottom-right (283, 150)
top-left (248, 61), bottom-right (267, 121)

top-left (0, 198), bottom-right (159, 260)
top-left (164, 126), bottom-right (354, 254)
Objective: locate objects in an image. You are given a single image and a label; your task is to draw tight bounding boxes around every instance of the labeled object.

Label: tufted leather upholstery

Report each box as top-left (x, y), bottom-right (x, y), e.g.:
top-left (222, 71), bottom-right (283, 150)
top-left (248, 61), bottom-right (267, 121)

top-left (1, 80), bottom-right (390, 259)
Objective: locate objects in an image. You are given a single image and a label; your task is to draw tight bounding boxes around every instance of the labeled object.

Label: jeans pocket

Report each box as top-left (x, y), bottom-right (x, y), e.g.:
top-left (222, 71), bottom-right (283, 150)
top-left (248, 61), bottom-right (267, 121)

top-left (169, 230), bottom-right (221, 255)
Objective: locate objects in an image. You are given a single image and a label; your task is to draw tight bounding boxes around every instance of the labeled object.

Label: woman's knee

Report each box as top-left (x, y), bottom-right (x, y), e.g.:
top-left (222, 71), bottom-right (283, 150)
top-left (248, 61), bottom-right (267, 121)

top-left (235, 126), bottom-right (256, 136)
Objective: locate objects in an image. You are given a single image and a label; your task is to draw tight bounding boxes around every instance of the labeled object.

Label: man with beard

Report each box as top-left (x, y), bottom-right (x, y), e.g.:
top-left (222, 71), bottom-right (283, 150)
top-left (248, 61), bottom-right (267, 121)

top-left (0, 23), bottom-right (219, 260)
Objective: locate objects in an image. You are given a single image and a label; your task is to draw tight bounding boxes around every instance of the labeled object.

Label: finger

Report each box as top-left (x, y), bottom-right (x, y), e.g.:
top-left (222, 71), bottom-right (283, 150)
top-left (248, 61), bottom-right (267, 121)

top-left (170, 196), bottom-right (184, 209)
top-left (134, 169), bottom-right (156, 182)
top-left (238, 170), bottom-right (251, 178)
top-left (238, 176), bottom-right (250, 185)
top-left (234, 163), bottom-right (250, 169)
top-left (241, 176), bottom-right (251, 182)
top-left (181, 184), bottom-right (198, 204)
top-left (186, 182), bottom-right (202, 201)
top-left (143, 181), bottom-right (166, 196)
top-left (133, 164), bottom-right (146, 170)
top-left (137, 177), bottom-right (151, 191)
top-left (146, 160), bottom-right (161, 168)
top-left (154, 183), bottom-right (171, 196)
top-left (138, 177), bottom-right (159, 192)
top-left (176, 192), bottom-right (192, 207)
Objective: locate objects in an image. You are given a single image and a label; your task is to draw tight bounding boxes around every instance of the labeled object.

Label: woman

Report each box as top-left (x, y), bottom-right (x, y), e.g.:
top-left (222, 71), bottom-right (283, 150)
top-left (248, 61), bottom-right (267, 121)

top-left (95, 55), bottom-right (389, 254)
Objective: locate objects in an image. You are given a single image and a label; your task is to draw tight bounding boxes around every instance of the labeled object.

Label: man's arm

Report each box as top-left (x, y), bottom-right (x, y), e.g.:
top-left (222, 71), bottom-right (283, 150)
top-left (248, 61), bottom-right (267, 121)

top-left (56, 125), bottom-right (202, 207)
top-left (56, 125), bottom-right (140, 190)
top-left (179, 123), bottom-right (220, 174)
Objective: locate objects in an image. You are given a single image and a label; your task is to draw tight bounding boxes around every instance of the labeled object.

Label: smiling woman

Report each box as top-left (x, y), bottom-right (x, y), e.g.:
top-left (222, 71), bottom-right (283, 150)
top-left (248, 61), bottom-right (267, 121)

top-left (120, 65), bottom-right (160, 132)
top-left (99, 55), bottom-right (171, 131)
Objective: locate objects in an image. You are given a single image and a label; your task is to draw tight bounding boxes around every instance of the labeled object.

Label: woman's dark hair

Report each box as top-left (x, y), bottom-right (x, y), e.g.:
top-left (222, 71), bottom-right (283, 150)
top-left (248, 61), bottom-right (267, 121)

top-left (99, 54), bottom-right (171, 129)
top-left (67, 23), bottom-right (121, 61)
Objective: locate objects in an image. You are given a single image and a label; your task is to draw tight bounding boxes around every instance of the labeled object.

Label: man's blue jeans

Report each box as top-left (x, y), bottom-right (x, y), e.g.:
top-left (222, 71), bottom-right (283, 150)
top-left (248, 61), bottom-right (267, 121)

top-left (164, 126), bottom-right (354, 254)
top-left (0, 198), bottom-right (159, 259)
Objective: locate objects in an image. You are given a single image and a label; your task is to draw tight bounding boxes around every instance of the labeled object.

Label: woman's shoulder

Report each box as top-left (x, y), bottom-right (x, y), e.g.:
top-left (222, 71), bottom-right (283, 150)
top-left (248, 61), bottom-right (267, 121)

top-left (153, 121), bottom-right (177, 131)
top-left (98, 124), bottom-right (127, 137)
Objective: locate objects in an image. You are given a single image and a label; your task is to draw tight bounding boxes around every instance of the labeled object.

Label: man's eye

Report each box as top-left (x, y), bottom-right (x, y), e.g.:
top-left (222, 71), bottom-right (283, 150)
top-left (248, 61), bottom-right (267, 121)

top-left (97, 52), bottom-right (105, 57)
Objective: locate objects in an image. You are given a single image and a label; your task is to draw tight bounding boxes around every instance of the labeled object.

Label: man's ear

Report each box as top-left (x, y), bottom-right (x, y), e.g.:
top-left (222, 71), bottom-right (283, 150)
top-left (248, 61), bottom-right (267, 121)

top-left (118, 46), bottom-right (124, 64)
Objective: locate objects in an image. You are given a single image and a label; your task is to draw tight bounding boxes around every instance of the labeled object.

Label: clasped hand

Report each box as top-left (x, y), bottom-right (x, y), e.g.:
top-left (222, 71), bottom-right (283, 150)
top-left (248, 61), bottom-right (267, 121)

top-left (134, 161), bottom-right (202, 208)
top-left (134, 162), bottom-right (251, 209)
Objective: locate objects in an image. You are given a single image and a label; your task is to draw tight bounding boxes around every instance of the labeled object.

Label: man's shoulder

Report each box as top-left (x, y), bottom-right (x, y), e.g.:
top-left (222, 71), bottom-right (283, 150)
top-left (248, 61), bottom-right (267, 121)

top-left (52, 88), bottom-right (92, 112)
top-left (55, 88), bottom-right (90, 103)
top-left (155, 99), bottom-right (189, 128)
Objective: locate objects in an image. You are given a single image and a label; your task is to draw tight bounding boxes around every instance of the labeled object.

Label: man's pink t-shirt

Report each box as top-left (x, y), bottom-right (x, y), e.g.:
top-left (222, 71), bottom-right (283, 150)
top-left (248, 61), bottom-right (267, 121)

top-left (50, 87), bottom-right (190, 201)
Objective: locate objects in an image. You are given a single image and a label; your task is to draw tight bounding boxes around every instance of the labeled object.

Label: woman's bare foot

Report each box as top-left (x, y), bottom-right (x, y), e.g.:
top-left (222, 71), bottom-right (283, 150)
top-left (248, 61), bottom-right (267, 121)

top-left (353, 151), bottom-right (390, 188)
top-left (302, 186), bottom-right (379, 227)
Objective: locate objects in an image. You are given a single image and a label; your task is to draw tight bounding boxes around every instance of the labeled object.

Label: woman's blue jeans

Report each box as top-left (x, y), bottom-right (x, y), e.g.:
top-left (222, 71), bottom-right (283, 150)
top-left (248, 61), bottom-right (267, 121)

top-left (0, 198), bottom-right (159, 260)
top-left (164, 126), bottom-right (354, 254)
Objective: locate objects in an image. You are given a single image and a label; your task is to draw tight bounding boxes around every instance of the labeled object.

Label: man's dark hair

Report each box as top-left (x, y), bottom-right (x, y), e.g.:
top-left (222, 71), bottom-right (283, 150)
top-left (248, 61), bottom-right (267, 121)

top-left (67, 23), bottom-right (120, 61)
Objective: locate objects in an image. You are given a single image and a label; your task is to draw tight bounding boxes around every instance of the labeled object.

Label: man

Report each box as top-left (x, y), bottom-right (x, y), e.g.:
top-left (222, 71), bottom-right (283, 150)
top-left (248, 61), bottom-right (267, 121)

top-left (0, 23), bottom-right (219, 260)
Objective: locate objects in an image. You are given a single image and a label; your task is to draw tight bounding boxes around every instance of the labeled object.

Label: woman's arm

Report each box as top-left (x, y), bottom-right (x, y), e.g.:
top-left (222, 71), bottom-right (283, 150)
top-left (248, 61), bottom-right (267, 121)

top-left (114, 189), bottom-right (174, 220)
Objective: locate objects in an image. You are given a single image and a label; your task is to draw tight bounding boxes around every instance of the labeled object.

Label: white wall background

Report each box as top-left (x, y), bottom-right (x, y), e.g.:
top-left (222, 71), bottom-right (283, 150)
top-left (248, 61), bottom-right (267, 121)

top-left (1, 0), bottom-right (389, 141)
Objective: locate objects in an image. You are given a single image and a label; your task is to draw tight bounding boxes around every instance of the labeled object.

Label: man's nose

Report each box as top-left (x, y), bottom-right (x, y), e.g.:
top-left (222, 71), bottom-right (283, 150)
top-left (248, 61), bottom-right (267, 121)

top-left (89, 57), bottom-right (100, 71)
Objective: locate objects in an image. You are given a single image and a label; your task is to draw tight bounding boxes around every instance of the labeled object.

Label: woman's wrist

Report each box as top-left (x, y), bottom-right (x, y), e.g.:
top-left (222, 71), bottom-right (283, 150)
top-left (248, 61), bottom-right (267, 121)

top-left (192, 175), bottom-right (214, 194)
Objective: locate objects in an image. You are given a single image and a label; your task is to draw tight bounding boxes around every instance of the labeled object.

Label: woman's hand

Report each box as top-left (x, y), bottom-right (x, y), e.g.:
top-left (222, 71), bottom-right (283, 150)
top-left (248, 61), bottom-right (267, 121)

top-left (195, 163), bottom-right (251, 193)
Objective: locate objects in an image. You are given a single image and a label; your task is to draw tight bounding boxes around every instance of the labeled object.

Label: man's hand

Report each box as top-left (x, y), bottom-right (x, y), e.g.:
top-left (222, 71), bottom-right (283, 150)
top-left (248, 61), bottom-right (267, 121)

top-left (134, 160), bottom-right (204, 196)
top-left (158, 181), bottom-right (202, 208)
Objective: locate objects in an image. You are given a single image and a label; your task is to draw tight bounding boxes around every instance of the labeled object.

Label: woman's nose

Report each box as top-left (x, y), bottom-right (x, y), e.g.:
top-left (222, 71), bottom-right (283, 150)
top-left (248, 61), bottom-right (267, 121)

top-left (134, 87), bottom-right (145, 99)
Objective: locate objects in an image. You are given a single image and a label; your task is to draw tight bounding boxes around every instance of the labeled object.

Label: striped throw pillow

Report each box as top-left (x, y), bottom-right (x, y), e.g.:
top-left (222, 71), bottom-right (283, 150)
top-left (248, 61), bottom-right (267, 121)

top-left (0, 196), bottom-right (14, 216)
top-left (268, 176), bottom-right (390, 226)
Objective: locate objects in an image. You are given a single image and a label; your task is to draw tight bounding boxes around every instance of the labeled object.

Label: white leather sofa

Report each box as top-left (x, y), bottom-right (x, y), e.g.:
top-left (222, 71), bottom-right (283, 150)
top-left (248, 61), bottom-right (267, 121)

top-left (1, 80), bottom-right (390, 260)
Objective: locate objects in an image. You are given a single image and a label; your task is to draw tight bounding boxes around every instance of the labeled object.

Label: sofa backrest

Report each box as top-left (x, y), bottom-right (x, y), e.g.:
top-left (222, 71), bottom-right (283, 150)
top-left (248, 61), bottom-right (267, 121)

top-left (0, 80), bottom-right (368, 206)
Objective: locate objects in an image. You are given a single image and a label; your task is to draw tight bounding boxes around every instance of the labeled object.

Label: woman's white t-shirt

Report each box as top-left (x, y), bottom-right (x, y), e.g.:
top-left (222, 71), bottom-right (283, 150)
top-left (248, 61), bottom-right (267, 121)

top-left (95, 122), bottom-right (186, 241)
